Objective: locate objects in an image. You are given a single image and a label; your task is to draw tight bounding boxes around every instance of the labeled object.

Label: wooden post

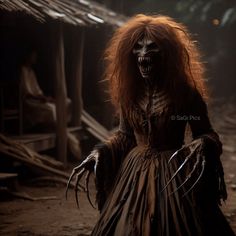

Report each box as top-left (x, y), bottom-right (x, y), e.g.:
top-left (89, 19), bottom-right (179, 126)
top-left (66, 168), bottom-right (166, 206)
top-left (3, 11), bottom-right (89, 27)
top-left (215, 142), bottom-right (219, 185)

top-left (71, 29), bottom-right (84, 126)
top-left (51, 23), bottom-right (67, 166)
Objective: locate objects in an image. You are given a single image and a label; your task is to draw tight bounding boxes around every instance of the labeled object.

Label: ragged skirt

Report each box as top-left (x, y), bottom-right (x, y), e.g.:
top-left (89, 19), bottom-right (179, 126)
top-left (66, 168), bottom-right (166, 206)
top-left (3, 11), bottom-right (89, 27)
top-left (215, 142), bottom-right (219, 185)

top-left (91, 145), bottom-right (235, 236)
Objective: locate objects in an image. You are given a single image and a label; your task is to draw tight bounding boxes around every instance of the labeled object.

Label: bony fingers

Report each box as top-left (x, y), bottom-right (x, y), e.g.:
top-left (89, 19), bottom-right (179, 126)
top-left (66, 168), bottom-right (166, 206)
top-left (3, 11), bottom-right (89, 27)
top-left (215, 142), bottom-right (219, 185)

top-left (85, 170), bottom-right (96, 209)
top-left (75, 168), bottom-right (86, 208)
top-left (182, 156), bottom-right (206, 198)
top-left (66, 167), bottom-right (82, 199)
top-left (80, 153), bottom-right (96, 171)
top-left (86, 152), bottom-right (97, 162)
top-left (85, 171), bottom-right (90, 192)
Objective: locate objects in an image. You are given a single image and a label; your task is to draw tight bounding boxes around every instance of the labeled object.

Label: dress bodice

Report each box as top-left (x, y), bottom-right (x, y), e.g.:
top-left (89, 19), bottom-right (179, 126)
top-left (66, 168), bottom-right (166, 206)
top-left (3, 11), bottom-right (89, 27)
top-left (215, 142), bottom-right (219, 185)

top-left (135, 88), bottom-right (185, 150)
top-left (120, 87), bottom-right (214, 151)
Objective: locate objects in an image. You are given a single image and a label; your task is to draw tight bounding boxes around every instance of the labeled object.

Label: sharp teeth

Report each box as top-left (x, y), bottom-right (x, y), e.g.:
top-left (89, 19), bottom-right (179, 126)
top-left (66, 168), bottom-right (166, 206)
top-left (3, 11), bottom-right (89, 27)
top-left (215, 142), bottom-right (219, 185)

top-left (141, 66), bottom-right (152, 73)
top-left (138, 57), bottom-right (144, 63)
top-left (138, 56), bottom-right (153, 65)
top-left (139, 56), bottom-right (151, 61)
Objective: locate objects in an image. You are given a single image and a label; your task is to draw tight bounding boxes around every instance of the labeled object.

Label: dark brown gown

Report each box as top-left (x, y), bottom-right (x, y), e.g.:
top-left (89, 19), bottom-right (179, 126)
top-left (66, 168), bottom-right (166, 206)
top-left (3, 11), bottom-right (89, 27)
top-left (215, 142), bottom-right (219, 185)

top-left (91, 87), bottom-right (235, 236)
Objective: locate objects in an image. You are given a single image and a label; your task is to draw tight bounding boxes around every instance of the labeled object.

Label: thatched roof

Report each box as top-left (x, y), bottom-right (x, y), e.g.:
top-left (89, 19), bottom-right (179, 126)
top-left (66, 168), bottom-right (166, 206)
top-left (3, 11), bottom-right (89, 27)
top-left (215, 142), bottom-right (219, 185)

top-left (0, 0), bottom-right (126, 27)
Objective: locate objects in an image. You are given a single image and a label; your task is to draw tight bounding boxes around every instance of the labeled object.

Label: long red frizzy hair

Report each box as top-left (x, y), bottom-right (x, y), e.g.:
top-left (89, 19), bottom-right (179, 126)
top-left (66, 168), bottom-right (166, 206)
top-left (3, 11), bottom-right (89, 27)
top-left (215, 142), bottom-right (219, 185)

top-left (104, 14), bottom-right (207, 112)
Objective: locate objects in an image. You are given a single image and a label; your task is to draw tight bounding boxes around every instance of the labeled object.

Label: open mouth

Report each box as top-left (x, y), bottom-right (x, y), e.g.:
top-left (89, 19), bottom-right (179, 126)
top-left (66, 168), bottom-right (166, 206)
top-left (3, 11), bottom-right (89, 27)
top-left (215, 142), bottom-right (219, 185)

top-left (140, 65), bottom-right (153, 73)
top-left (137, 56), bottom-right (154, 77)
top-left (138, 56), bottom-right (152, 65)
top-left (137, 56), bottom-right (157, 78)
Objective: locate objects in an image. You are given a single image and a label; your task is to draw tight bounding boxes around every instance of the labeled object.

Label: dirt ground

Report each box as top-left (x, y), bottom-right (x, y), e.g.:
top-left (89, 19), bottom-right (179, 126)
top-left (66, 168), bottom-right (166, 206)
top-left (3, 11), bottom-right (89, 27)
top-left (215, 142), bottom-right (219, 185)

top-left (0, 184), bottom-right (99, 236)
top-left (0, 100), bottom-right (236, 236)
top-left (0, 179), bottom-right (236, 236)
top-left (0, 175), bottom-right (236, 236)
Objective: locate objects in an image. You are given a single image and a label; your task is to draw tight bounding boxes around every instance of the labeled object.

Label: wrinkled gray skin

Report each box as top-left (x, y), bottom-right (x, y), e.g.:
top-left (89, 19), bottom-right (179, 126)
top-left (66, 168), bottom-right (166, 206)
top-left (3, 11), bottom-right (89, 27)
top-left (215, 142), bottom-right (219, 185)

top-left (132, 37), bottom-right (160, 79)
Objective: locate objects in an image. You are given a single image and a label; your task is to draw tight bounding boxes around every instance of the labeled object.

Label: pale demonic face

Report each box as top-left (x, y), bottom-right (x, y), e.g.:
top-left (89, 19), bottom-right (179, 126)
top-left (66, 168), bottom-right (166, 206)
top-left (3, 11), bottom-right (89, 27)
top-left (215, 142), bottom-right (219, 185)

top-left (132, 37), bottom-right (160, 79)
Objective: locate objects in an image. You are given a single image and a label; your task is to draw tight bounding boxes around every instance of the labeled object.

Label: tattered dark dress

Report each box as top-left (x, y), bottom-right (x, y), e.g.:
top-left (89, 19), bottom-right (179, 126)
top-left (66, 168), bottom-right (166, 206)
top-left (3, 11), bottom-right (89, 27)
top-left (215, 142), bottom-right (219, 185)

top-left (91, 86), bottom-right (235, 236)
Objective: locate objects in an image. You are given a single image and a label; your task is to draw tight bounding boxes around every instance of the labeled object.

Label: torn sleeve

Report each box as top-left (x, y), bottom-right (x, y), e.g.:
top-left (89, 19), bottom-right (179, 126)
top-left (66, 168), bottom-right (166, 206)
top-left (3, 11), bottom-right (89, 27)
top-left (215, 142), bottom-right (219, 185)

top-left (188, 91), bottom-right (226, 204)
top-left (188, 91), bottom-right (222, 153)
top-left (94, 108), bottom-right (136, 211)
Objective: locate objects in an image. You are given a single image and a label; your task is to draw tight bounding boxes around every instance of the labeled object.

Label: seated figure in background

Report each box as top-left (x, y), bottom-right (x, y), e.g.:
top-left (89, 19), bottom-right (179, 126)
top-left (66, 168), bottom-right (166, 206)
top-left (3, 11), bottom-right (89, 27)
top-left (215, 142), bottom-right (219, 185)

top-left (20, 50), bottom-right (80, 160)
top-left (20, 50), bottom-right (71, 130)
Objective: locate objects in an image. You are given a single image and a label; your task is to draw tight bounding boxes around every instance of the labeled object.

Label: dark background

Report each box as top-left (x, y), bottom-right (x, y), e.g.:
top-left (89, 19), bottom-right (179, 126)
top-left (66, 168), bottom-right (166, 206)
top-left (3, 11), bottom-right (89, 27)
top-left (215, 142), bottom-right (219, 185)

top-left (94, 0), bottom-right (236, 97)
top-left (0, 0), bottom-right (235, 130)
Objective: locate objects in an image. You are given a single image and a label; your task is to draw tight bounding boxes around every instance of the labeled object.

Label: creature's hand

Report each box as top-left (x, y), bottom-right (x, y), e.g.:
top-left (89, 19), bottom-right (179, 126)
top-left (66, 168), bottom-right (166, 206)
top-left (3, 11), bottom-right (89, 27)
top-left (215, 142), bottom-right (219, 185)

top-left (191, 137), bottom-right (227, 205)
top-left (162, 138), bottom-right (206, 196)
top-left (66, 150), bottom-right (99, 209)
top-left (78, 150), bottom-right (98, 172)
top-left (162, 136), bottom-right (227, 205)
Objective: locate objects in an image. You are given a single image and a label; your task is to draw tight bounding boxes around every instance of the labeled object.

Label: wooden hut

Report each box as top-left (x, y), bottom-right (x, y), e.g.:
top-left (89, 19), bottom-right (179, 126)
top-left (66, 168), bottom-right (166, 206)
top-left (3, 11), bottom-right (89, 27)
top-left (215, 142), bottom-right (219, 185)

top-left (0, 0), bottom-right (125, 166)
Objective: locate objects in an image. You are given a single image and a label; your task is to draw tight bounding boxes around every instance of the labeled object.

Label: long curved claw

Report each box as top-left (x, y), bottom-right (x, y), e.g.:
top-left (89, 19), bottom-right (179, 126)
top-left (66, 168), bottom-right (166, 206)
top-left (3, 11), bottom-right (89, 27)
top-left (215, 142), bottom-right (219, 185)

top-left (162, 142), bottom-right (202, 193)
top-left (182, 156), bottom-right (206, 198)
top-left (163, 139), bottom-right (205, 196)
top-left (85, 171), bottom-right (90, 193)
top-left (161, 154), bottom-right (191, 193)
top-left (168, 149), bottom-right (181, 164)
top-left (66, 152), bottom-right (97, 209)
top-left (66, 166), bottom-right (81, 200)
top-left (75, 168), bottom-right (86, 208)
top-left (168, 139), bottom-right (203, 164)
top-left (85, 171), bottom-right (96, 209)
top-left (168, 153), bottom-right (201, 196)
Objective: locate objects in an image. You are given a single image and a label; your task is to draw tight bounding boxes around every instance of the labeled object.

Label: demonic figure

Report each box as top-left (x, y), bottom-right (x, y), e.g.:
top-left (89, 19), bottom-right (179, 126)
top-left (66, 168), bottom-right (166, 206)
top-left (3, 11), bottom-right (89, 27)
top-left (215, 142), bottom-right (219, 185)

top-left (67, 15), bottom-right (235, 235)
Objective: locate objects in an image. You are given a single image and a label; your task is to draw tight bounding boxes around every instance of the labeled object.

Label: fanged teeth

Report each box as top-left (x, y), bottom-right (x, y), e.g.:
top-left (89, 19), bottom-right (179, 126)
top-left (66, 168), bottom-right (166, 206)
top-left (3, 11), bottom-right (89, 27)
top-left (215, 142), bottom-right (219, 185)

top-left (138, 56), bottom-right (152, 63)
top-left (141, 66), bottom-right (152, 72)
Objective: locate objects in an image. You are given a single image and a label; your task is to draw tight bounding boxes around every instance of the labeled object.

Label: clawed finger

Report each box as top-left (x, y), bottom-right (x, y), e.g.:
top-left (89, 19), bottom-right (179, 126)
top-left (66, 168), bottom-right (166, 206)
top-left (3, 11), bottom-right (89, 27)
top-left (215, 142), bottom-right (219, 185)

top-left (168, 149), bottom-right (180, 164)
top-left (66, 165), bottom-right (82, 199)
top-left (168, 152), bottom-right (201, 196)
top-left (162, 154), bottom-right (190, 193)
top-left (75, 168), bottom-right (86, 208)
top-left (66, 153), bottom-right (97, 209)
top-left (182, 155), bottom-right (206, 197)
top-left (189, 138), bottom-right (203, 153)
top-left (163, 143), bottom-right (204, 194)
top-left (85, 171), bottom-right (96, 209)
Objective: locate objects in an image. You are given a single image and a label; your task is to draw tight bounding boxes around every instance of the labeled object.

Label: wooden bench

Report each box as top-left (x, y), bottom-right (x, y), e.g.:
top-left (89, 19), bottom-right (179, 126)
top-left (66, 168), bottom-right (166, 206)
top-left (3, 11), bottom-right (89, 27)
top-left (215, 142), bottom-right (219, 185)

top-left (10, 126), bottom-right (82, 152)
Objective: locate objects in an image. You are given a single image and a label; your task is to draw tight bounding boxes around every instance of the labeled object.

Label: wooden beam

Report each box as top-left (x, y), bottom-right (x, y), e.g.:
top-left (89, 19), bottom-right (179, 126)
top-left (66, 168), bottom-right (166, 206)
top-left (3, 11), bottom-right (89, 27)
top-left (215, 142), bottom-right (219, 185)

top-left (51, 23), bottom-right (67, 166)
top-left (71, 29), bottom-right (85, 126)
top-left (81, 109), bottom-right (111, 139)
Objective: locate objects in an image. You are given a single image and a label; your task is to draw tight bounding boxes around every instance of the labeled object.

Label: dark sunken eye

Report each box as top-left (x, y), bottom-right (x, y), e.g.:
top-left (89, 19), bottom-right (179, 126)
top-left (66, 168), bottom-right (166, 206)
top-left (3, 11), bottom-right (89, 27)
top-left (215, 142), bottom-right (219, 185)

top-left (147, 42), bottom-right (158, 50)
top-left (134, 42), bottom-right (142, 50)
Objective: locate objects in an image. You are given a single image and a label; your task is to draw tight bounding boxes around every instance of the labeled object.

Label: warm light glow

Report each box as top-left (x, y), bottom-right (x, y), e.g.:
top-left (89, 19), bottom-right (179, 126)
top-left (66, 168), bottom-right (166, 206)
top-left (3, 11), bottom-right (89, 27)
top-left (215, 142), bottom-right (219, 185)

top-left (212, 19), bottom-right (220, 26)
